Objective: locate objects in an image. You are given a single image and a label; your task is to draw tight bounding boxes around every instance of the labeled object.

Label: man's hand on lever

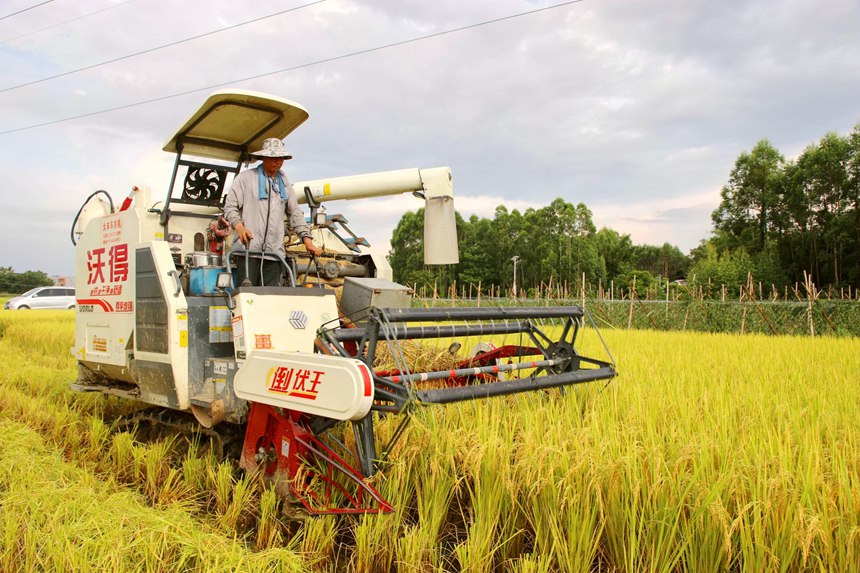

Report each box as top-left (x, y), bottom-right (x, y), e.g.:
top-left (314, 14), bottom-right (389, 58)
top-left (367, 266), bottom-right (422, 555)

top-left (303, 237), bottom-right (322, 258)
top-left (234, 222), bottom-right (253, 246)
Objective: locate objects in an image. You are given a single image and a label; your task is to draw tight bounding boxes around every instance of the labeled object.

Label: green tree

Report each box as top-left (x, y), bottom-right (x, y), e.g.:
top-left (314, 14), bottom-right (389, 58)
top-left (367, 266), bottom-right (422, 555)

top-left (595, 228), bottom-right (634, 284)
top-left (631, 243), bottom-right (689, 282)
top-left (0, 268), bottom-right (53, 294)
top-left (773, 158), bottom-right (816, 282)
top-left (456, 215), bottom-right (492, 287)
top-left (493, 206), bottom-right (528, 291)
top-left (388, 209), bottom-right (427, 287)
top-left (706, 125), bottom-right (860, 289)
top-left (687, 244), bottom-right (755, 298)
top-left (524, 199), bottom-right (602, 287)
top-left (614, 269), bottom-right (657, 293)
top-left (798, 132), bottom-right (854, 286)
top-left (847, 122), bottom-right (860, 285)
top-left (712, 139), bottom-right (784, 254)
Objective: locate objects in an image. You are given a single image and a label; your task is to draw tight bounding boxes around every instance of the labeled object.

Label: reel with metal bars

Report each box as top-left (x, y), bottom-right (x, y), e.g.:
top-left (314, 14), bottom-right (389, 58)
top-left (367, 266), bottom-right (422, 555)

top-left (315, 304), bottom-right (617, 482)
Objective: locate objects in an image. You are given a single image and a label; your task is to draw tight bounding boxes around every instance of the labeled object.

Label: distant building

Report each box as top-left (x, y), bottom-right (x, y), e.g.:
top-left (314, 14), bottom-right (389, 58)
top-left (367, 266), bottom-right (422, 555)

top-left (52, 276), bottom-right (74, 287)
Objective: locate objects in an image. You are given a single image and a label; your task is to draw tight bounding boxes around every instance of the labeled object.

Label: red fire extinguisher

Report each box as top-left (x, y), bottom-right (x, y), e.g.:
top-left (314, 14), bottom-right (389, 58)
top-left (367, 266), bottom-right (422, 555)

top-left (207, 216), bottom-right (230, 256)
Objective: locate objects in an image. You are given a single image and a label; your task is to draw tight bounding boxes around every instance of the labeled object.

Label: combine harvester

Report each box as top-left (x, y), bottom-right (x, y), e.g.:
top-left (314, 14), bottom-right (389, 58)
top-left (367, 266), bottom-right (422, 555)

top-left (71, 90), bottom-right (616, 514)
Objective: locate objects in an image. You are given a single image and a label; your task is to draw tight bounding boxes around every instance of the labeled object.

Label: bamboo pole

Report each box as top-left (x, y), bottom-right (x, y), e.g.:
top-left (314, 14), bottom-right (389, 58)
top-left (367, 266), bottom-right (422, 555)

top-left (748, 283), bottom-right (778, 335)
top-left (581, 272), bottom-right (586, 308)
top-left (627, 275), bottom-right (636, 329)
top-left (804, 271), bottom-right (815, 337)
top-left (665, 279), bottom-right (670, 320)
top-left (740, 273), bottom-right (750, 334)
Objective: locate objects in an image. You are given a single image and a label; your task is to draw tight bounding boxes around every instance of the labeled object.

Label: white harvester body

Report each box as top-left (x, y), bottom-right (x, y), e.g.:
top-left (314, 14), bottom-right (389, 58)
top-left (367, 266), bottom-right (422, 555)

top-left (72, 90), bottom-right (455, 427)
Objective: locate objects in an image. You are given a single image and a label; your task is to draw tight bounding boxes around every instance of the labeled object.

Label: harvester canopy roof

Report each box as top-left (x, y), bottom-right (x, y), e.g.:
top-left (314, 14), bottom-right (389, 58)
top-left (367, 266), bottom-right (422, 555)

top-left (162, 89), bottom-right (309, 162)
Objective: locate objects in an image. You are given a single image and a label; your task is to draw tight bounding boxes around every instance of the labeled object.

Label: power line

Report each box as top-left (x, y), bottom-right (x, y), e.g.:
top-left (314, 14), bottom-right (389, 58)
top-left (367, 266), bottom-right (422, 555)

top-left (0, 0), bottom-right (52, 22)
top-left (0, 0), bottom-right (585, 136)
top-left (0, 0), bottom-right (138, 45)
top-left (1, 0), bottom-right (326, 93)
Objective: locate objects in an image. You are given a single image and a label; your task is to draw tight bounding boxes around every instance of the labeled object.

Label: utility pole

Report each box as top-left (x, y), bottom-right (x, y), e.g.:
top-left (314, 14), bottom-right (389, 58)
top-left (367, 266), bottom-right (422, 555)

top-left (511, 255), bottom-right (520, 299)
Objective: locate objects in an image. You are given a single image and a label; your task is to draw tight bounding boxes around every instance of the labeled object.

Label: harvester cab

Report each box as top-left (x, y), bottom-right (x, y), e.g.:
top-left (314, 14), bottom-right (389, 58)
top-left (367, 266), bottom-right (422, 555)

top-left (70, 90), bottom-right (616, 515)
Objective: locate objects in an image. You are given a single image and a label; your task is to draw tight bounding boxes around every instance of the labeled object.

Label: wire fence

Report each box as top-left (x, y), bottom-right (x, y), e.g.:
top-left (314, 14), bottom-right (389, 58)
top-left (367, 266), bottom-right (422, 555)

top-left (414, 276), bottom-right (860, 337)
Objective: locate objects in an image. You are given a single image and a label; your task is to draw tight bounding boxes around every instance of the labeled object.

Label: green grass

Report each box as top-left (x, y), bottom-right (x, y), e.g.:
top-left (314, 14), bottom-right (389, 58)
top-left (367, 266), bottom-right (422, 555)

top-left (0, 310), bottom-right (858, 571)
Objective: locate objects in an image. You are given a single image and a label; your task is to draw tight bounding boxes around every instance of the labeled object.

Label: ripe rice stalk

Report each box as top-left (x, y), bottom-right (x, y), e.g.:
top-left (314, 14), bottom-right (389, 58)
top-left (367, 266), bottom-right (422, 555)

top-left (352, 514), bottom-right (396, 573)
top-left (294, 515), bottom-right (337, 568)
top-left (395, 525), bottom-right (436, 572)
top-left (504, 552), bottom-right (554, 573)
top-left (677, 478), bottom-right (735, 572)
top-left (208, 461), bottom-right (237, 517)
top-left (109, 431), bottom-right (136, 482)
top-left (350, 460), bottom-right (415, 571)
top-left (453, 417), bottom-right (518, 573)
top-left (139, 437), bottom-right (178, 502)
top-left (83, 415), bottom-right (111, 464)
top-left (217, 472), bottom-right (257, 531)
top-left (255, 486), bottom-right (285, 550)
top-left (180, 440), bottom-right (214, 495)
top-left (415, 457), bottom-right (461, 548)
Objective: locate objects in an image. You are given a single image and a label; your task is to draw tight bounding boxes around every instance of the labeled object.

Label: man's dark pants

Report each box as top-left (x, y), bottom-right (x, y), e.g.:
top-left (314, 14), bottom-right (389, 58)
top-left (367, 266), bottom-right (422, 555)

top-left (233, 256), bottom-right (282, 287)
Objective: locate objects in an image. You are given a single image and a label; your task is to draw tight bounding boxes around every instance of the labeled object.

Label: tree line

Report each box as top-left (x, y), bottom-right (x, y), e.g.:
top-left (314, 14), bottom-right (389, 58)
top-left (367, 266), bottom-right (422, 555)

top-left (388, 200), bottom-right (689, 296)
top-left (706, 123), bottom-right (860, 291)
top-left (389, 121), bottom-right (860, 297)
top-left (0, 267), bottom-right (54, 294)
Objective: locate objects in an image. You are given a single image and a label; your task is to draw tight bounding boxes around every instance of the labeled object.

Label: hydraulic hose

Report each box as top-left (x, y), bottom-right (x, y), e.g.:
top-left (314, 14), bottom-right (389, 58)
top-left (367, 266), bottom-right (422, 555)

top-left (70, 190), bottom-right (114, 246)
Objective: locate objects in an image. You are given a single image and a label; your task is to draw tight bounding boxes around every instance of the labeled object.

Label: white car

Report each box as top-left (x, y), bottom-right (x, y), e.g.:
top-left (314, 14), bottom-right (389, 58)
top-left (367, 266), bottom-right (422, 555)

top-left (4, 287), bottom-right (76, 310)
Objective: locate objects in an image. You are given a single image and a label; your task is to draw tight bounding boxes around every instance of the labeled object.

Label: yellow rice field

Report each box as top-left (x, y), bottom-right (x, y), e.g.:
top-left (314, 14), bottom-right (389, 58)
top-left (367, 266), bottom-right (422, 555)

top-left (0, 309), bottom-right (858, 572)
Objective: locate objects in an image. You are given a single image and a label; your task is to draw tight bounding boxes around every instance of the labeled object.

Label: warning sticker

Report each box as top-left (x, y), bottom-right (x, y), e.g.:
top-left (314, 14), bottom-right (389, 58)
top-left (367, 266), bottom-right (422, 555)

top-left (209, 306), bottom-right (232, 343)
top-left (232, 316), bottom-right (244, 338)
top-left (178, 312), bottom-right (188, 348)
top-left (255, 334), bottom-right (272, 349)
top-left (92, 336), bottom-right (108, 353)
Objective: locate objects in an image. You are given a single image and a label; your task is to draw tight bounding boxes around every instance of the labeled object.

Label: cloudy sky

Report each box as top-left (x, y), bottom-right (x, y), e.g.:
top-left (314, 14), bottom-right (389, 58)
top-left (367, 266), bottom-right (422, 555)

top-left (1, 0), bottom-right (858, 278)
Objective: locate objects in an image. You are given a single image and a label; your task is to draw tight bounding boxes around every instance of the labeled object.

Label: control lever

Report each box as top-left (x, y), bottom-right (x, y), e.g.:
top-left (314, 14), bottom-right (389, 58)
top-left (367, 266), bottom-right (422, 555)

top-left (299, 253), bottom-right (323, 287)
top-left (241, 243), bottom-right (252, 288)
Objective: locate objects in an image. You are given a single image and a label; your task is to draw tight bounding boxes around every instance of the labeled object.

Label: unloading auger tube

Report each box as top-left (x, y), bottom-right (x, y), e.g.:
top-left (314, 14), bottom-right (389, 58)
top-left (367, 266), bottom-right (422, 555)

top-left (318, 304), bottom-right (616, 479)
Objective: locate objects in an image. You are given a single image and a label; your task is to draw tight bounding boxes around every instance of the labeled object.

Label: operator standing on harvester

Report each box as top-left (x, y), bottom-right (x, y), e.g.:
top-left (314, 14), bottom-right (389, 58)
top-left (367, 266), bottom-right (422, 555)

top-left (223, 137), bottom-right (322, 286)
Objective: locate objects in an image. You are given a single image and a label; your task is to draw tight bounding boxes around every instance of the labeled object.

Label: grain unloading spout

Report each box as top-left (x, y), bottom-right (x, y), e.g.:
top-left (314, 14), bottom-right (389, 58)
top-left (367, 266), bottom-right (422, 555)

top-left (293, 167), bottom-right (459, 265)
top-left (418, 167), bottom-right (459, 265)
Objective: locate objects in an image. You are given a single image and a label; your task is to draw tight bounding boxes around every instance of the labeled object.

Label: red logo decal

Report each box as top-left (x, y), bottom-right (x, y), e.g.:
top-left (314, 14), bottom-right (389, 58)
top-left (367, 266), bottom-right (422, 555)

top-left (268, 367), bottom-right (324, 400)
top-left (87, 242), bottom-right (128, 292)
